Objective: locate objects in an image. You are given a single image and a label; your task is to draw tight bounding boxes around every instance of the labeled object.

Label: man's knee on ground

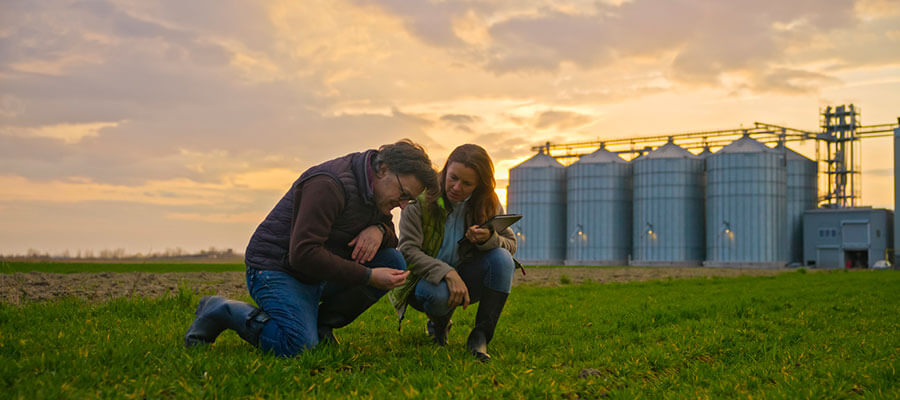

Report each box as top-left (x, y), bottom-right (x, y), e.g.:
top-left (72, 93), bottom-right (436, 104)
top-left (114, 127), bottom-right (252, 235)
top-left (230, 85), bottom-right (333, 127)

top-left (263, 324), bottom-right (318, 358)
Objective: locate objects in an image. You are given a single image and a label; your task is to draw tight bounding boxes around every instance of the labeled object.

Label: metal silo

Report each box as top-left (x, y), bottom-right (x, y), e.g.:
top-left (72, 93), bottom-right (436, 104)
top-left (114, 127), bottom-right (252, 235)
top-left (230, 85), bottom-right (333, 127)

top-left (566, 146), bottom-right (632, 265)
top-left (507, 149), bottom-right (566, 265)
top-left (705, 134), bottom-right (787, 267)
top-left (631, 139), bottom-right (705, 266)
top-left (775, 143), bottom-right (817, 264)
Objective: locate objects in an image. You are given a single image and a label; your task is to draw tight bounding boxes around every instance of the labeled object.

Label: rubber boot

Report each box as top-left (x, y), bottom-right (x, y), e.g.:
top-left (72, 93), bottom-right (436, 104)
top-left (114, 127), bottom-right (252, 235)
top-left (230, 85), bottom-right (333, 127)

top-left (317, 285), bottom-right (381, 345)
top-left (184, 296), bottom-right (271, 348)
top-left (425, 310), bottom-right (454, 346)
top-left (466, 289), bottom-right (509, 362)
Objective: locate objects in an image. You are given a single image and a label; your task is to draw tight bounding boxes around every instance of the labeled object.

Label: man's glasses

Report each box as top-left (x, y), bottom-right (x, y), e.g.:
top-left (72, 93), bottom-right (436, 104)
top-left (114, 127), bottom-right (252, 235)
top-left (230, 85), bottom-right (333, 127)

top-left (395, 174), bottom-right (414, 201)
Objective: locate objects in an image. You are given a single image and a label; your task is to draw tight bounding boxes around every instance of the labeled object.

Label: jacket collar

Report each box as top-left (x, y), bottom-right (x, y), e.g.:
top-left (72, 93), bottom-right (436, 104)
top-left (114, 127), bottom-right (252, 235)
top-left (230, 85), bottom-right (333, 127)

top-left (353, 149), bottom-right (378, 205)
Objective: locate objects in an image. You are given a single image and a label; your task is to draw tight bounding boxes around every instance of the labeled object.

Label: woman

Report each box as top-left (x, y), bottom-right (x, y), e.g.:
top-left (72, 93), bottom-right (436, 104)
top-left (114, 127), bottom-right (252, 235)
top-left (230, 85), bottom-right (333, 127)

top-left (389, 144), bottom-right (517, 362)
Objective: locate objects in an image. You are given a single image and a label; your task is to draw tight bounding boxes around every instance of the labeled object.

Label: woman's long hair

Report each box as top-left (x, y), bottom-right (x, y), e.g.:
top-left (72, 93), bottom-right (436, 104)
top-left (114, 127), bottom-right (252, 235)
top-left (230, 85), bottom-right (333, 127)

top-left (427, 144), bottom-right (500, 226)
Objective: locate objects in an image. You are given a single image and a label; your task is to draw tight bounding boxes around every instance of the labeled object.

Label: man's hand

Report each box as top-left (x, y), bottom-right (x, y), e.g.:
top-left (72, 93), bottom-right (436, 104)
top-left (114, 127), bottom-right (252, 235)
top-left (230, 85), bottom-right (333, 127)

top-left (465, 225), bottom-right (491, 245)
top-left (444, 270), bottom-right (470, 309)
top-left (348, 225), bottom-right (384, 263)
top-left (368, 268), bottom-right (409, 290)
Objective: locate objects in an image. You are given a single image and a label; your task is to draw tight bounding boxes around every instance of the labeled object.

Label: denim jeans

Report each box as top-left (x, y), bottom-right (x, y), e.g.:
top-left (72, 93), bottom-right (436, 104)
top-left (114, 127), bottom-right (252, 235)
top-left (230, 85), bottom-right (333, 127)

top-left (246, 248), bottom-right (406, 357)
top-left (410, 247), bottom-right (514, 318)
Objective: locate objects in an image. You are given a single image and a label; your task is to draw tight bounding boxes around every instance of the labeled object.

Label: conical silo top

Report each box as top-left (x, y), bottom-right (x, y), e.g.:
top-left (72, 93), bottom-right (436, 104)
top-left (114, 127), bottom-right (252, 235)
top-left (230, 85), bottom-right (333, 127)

top-left (717, 134), bottom-right (772, 154)
top-left (513, 149), bottom-right (565, 168)
top-left (643, 140), bottom-right (701, 160)
top-left (772, 143), bottom-right (813, 162)
top-left (573, 145), bottom-right (627, 164)
top-left (698, 146), bottom-right (714, 157)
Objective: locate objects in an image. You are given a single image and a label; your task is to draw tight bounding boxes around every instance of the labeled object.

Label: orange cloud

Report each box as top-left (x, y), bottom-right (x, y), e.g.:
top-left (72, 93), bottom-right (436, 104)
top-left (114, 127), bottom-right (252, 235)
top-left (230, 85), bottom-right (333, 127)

top-left (0, 174), bottom-right (250, 206)
top-left (1, 122), bottom-right (120, 144)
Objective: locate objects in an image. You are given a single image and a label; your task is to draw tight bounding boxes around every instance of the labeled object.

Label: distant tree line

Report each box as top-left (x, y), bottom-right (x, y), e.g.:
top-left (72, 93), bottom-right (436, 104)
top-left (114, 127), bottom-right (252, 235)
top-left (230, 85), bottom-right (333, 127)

top-left (1, 247), bottom-right (239, 260)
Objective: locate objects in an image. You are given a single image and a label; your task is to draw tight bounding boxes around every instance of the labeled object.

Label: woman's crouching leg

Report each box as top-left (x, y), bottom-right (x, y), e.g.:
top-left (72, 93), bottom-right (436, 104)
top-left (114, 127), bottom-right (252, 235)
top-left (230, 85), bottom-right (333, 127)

top-left (479, 248), bottom-right (515, 294)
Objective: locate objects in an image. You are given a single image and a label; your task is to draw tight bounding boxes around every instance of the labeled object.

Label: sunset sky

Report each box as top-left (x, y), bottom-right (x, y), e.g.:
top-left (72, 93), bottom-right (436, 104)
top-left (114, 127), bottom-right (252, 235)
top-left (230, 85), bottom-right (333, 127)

top-left (2, 0), bottom-right (899, 256)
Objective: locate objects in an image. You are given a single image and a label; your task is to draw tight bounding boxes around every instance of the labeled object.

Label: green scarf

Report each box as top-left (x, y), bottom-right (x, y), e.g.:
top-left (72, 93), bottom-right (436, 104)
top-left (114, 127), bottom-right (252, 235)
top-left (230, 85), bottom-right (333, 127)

top-left (388, 193), bottom-right (450, 327)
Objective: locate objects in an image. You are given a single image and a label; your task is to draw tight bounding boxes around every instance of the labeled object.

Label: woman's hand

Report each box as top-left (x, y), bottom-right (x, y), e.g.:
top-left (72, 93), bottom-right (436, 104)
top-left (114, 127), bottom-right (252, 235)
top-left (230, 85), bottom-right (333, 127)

top-left (444, 270), bottom-right (470, 309)
top-left (465, 225), bottom-right (491, 245)
top-left (348, 225), bottom-right (384, 263)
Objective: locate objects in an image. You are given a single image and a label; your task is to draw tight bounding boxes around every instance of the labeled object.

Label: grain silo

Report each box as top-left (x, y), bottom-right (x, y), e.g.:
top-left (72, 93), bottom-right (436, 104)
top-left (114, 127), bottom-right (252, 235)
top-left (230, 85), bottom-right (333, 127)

top-left (705, 134), bottom-right (787, 267)
top-left (565, 146), bottom-right (632, 265)
top-left (507, 149), bottom-right (566, 265)
top-left (631, 138), bottom-right (705, 266)
top-left (774, 143), bottom-right (818, 264)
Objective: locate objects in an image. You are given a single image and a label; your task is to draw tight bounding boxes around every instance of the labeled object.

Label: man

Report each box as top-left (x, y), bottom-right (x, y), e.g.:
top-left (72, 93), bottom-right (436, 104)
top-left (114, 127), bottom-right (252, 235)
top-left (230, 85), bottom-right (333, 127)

top-left (185, 140), bottom-right (438, 357)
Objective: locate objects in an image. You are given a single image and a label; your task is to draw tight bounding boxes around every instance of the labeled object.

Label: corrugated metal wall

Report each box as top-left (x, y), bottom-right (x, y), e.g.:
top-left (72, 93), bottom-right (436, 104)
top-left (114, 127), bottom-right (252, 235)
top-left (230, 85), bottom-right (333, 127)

top-left (632, 141), bottom-right (705, 265)
top-left (777, 143), bottom-right (818, 263)
top-left (566, 147), bottom-right (632, 265)
top-left (507, 151), bottom-right (567, 264)
top-left (705, 135), bottom-right (787, 266)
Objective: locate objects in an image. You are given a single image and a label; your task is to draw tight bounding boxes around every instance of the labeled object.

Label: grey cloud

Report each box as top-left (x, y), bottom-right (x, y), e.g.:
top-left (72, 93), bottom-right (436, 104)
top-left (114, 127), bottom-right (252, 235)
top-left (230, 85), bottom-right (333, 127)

top-left (440, 114), bottom-right (480, 124)
top-left (0, 104), bottom-right (437, 186)
top-left (0, 0), bottom-right (342, 186)
top-left (352, 0), bottom-right (470, 47)
top-left (486, 1), bottom-right (857, 79)
top-left (356, 0), bottom-right (869, 93)
top-left (747, 68), bottom-right (843, 94)
top-left (1, 0), bottom-right (261, 79)
top-left (146, 1), bottom-right (278, 50)
top-left (487, 12), bottom-right (613, 72)
top-left (390, 107), bottom-right (433, 129)
top-left (534, 110), bottom-right (593, 130)
top-left (0, 0), bottom-right (425, 185)
top-left (440, 113), bottom-right (482, 133)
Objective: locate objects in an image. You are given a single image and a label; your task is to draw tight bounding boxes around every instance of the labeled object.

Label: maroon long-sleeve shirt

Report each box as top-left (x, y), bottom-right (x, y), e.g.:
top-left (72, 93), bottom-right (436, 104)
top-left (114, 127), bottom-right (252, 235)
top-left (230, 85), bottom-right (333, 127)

top-left (287, 175), bottom-right (398, 285)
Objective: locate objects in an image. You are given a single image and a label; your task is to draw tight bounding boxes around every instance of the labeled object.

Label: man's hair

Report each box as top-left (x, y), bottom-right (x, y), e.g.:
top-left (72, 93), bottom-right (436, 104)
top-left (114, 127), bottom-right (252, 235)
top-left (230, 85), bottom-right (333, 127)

top-left (376, 139), bottom-right (438, 192)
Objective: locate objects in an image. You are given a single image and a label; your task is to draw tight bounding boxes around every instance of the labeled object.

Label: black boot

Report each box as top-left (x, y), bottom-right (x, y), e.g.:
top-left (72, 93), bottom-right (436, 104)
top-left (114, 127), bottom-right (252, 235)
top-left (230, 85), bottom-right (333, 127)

top-left (317, 285), bottom-right (381, 345)
top-left (426, 311), bottom-right (454, 346)
top-left (184, 296), bottom-right (271, 348)
top-left (466, 289), bottom-right (509, 362)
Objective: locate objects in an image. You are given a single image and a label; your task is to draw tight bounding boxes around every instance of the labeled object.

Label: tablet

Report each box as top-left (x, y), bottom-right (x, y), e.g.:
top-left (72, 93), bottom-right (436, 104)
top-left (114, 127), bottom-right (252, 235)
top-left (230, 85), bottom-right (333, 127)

top-left (479, 214), bottom-right (523, 232)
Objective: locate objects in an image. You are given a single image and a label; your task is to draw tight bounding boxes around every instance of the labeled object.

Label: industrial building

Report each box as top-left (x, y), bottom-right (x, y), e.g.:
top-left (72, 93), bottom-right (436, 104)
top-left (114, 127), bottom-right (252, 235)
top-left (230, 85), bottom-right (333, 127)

top-left (507, 105), bottom-right (900, 268)
top-left (802, 208), bottom-right (893, 269)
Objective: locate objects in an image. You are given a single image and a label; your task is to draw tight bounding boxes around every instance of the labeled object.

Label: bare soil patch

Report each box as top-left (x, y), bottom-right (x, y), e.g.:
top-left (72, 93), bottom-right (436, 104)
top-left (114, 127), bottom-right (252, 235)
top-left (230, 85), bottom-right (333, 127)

top-left (1, 267), bottom-right (795, 305)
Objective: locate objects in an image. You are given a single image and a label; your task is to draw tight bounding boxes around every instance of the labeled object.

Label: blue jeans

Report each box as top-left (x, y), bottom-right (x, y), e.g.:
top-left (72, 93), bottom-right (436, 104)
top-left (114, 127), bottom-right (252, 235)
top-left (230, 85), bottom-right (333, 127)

top-left (410, 248), bottom-right (514, 318)
top-left (246, 248), bottom-right (406, 357)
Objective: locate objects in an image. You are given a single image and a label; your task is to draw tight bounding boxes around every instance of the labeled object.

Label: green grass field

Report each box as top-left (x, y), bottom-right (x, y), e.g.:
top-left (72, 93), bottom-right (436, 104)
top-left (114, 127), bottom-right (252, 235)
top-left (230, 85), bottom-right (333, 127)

top-left (2, 268), bottom-right (898, 399)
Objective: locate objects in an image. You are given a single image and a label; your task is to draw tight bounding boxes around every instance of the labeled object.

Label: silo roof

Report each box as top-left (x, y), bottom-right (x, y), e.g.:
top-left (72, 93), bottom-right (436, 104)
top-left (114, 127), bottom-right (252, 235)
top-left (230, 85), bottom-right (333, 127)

top-left (573, 146), bottom-right (627, 164)
top-left (644, 141), bottom-right (701, 160)
top-left (773, 143), bottom-right (813, 162)
top-left (717, 135), bottom-right (773, 154)
top-left (514, 150), bottom-right (565, 168)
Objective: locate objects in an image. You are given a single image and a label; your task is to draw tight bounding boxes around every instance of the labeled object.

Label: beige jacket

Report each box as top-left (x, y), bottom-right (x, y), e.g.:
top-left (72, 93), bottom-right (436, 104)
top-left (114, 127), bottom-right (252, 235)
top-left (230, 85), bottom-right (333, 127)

top-left (398, 201), bottom-right (517, 285)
